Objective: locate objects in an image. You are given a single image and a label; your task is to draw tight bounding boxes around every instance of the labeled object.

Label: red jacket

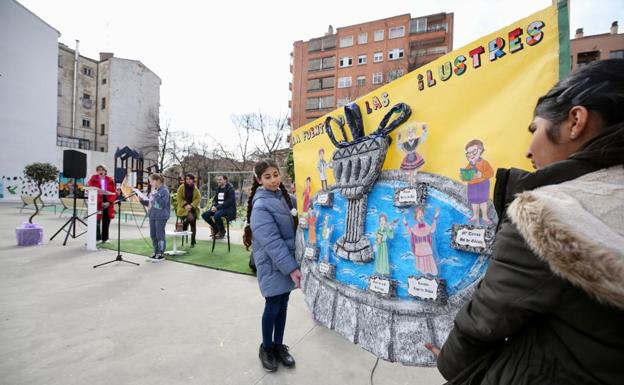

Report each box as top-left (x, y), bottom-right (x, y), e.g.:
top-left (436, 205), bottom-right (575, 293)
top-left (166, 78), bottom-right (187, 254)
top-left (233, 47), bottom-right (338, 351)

top-left (87, 174), bottom-right (116, 219)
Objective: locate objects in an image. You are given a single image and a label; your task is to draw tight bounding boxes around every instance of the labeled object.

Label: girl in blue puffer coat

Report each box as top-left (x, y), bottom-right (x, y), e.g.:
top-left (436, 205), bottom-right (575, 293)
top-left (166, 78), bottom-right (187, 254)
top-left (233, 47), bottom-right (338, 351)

top-left (243, 159), bottom-right (301, 373)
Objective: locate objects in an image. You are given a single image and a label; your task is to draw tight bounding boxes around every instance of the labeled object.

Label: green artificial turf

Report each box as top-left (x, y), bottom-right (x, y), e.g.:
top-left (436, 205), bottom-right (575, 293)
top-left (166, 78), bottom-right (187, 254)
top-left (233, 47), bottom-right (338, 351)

top-left (99, 237), bottom-right (255, 276)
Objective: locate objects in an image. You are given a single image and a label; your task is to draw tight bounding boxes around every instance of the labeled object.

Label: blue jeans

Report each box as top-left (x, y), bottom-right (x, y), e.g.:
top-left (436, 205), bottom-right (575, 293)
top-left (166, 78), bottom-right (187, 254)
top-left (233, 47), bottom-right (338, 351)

top-left (201, 209), bottom-right (229, 234)
top-left (150, 219), bottom-right (167, 255)
top-left (262, 292), bottom-right (290, 349)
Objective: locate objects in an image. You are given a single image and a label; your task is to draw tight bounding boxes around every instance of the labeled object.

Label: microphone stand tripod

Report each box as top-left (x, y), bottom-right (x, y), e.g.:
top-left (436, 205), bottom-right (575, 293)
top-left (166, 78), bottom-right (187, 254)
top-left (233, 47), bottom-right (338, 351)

top-left (93, 192), bottom-right (140, 268)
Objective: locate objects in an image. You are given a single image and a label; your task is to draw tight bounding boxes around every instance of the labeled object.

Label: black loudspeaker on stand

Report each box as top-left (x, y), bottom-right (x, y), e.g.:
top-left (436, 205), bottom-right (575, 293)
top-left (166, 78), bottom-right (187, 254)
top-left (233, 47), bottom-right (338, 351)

top-left (93, 192), bottom-right (140, 268)
top-left (50, 150), bottom-right (88, 245)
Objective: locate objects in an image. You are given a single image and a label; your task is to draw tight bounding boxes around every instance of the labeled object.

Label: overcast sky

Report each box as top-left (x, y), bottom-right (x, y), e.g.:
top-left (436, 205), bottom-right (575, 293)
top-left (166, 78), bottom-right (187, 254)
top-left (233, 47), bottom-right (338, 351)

top-left (20, 0), bottom-right (624, 148)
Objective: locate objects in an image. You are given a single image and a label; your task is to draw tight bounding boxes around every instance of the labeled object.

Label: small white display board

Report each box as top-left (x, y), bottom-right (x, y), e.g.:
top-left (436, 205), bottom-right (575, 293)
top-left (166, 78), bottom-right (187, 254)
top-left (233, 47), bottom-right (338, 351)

top-left (304, 246), bottom-right (318, 260)
top-left (408, 276), bottom-right (439, 301)
top-left (455, 227), bottom-right (487, 249)
top-left (369, 276), bottom-right (392, 296)
top-left (397, 188), bottom-right (418, 205)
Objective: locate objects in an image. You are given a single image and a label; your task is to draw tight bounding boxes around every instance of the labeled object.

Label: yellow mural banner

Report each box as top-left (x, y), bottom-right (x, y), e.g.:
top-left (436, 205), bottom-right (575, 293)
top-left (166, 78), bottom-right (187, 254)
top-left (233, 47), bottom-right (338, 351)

top-left (293, 4), bottom-right (567, 211)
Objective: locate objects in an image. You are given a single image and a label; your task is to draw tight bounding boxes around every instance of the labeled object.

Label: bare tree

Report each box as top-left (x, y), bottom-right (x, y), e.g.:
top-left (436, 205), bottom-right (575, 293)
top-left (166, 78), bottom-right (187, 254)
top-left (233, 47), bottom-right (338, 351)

top-left (210, 113), bottom-right (256, 204)
top-left (156, 117), bottom-right (174, 173)
top-left (136, 109), bottom-right (161, 168)
top-left (250, 111), bottom-right (289, 159)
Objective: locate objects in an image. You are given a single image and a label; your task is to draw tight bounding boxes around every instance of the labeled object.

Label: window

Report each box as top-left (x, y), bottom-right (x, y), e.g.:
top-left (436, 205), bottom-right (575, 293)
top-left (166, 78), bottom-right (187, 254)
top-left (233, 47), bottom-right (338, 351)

top-left (57, 135), bottom-right (91, 150)
top-left (101, 97), bottom-right (106, 110)
top-left (337, 98), bottom-right (351, 107)
top-left (609, 50), bottom-right (624, 59)
top-left (307, 96), bottom-right (334, 110)
top-left (372, 72), bottom-right (383, 84)
top-left (81, 118), bottom-right (91, 128)
top-left (339, 56), bottom-right (353, 68)
top-left (82, 66), bottom-right (94, 77)
top-left (308, 56), bottom-right (336, 72)
top-left (102, 78), bottom-right (107, 85)
top-left (389, 26), bottom-right (405, 39)
top-left (100, 124), bottom-right (106, 136)
top-left (57, 81), bottom-right (62, 97)
top-left (338, 76), bottom-right (352, 88)
top-left (412, 17), bottom-right (428, 33)
top-left (309, 58), bottom-right (322, 71)
top-left (308, 76), bottom-right (335, 90)
top-left (374, 29), bottom-right (384, 41)
top-left (388, 69), bottom-right (405, 81)
top-left (577, 51), bottom-right (600, 67)
top-left (356, 76), bottom-right (366, 87)
top-left (426, 46), bottom-right (448, 55)
top-left (388, 48), bottom-right (404, 60)
top-left (322, 36), bottom-right (336, 50)
top-left (58, 55), bottom-right (62, 68)
top-left (358, 32), bottom-right (368, 44)
top-left (339, 35), bottom-right (353, 48)
top-left (428, 22), bottom-right (448, 32)
top-left (358, 55), bottom-right (367, 65)
top-left (322, 56), bottom-right (336, 69)
top-left (81, 93), bottom-right (92, 109)
top-left (373, 52), bottom-right (383, 63)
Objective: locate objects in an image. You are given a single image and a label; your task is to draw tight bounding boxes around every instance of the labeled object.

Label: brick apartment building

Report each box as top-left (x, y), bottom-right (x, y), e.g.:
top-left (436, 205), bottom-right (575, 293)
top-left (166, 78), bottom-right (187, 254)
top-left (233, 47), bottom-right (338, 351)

top-left (571, 21), bottom-right (623, 71)
top-left (290, 12), bottom-right (454, 129)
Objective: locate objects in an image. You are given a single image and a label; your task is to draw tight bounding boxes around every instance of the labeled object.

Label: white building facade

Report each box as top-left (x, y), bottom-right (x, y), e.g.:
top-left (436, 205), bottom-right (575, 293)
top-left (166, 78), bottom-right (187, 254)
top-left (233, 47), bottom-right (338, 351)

top-left (56, 47), bottom-right (161, 182)
top-left (0, 0), bottom-right (60, 202)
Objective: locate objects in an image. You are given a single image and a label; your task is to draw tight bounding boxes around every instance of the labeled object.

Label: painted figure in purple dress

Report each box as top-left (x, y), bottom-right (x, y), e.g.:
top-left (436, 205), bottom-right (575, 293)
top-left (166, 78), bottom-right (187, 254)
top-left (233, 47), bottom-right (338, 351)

top-left (397, 123), bottom-right (428, 185)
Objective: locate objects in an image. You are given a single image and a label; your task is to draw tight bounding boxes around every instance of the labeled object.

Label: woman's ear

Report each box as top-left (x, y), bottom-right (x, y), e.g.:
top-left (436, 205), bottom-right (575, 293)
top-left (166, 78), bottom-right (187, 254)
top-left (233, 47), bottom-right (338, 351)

top-left (567, 106), bottom-right (589, 140)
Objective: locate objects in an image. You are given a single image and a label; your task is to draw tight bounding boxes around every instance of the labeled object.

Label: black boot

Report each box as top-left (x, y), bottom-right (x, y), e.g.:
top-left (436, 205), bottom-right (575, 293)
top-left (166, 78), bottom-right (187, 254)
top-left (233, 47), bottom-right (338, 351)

top-left (191, 234), bottom-right (196, 248)
top-left (259, 344), bottom-right (278, 372)
top-left (274, 344), bottom-right (295, 368)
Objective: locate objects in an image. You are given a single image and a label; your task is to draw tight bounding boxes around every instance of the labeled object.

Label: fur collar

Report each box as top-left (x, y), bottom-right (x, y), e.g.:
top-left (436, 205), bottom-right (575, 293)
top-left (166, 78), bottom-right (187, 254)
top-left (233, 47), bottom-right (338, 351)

top-left (507, 166), bottom-right (624, 309)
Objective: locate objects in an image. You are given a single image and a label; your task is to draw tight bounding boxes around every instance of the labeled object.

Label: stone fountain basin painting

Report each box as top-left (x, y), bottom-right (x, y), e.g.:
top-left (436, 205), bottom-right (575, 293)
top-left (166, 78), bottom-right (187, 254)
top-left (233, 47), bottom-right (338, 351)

top-left (296, 170), bottom-right (496, 366)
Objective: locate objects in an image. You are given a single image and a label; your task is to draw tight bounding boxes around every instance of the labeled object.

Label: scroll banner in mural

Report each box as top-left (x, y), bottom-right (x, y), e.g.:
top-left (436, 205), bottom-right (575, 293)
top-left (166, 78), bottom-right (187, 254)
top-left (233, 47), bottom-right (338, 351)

top-left (293, 3), bottom-right (569, 366)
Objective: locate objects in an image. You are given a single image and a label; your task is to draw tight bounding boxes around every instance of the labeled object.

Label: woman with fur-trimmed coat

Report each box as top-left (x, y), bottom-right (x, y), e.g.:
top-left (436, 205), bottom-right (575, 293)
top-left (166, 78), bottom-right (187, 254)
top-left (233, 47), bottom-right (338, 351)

top-left (428, 60), bottom-right (624, 385)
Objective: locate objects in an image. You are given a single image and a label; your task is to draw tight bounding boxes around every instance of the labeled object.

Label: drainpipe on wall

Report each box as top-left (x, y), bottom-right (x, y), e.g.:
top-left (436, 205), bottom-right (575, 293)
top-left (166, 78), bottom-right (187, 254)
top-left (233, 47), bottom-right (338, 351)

top-left (94, 60), bottom-right (99, 152)
top-left (71, 40), bottom-right (79, 138)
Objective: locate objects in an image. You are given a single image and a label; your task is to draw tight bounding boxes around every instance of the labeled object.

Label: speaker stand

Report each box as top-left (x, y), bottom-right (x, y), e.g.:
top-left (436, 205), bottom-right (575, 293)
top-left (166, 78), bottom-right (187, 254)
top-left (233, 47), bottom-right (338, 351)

top-left (50, 193), bottom-right (87, 246)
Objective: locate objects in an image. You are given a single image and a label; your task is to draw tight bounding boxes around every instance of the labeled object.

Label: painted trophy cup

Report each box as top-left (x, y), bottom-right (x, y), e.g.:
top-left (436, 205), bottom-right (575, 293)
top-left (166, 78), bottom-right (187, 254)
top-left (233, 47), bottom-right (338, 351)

top-left (325, 102), bottom-right (411, 262)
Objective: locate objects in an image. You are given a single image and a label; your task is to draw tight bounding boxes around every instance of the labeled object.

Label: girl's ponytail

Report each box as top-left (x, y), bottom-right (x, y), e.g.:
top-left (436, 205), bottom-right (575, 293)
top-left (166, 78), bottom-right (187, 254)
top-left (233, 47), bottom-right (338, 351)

top-left (279, 182), bottom-right (299, 230)
top-left (243, 180), bottom-right (260, 249)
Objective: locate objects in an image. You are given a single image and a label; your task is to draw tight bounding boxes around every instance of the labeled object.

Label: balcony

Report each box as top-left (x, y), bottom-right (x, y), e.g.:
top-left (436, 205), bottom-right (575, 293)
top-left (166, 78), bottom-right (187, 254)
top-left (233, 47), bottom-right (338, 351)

top-left (57, 135), bottom-right (91, 150)
top-left (308, 36), bottom-right (337, 53)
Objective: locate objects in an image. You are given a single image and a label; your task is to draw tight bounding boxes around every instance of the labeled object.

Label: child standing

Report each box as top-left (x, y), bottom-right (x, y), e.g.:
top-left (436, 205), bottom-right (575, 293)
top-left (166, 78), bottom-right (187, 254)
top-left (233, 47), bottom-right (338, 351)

top-left (243, 159), bottom-right (302, 373)
top-left (145, 174), bottom-right (171, 262)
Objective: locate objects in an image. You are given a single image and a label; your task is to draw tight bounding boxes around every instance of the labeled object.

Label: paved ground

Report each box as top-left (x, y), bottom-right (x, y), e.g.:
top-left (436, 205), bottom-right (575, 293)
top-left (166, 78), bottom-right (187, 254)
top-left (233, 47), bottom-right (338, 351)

top-left (0, 203), bottom-right (445, 385)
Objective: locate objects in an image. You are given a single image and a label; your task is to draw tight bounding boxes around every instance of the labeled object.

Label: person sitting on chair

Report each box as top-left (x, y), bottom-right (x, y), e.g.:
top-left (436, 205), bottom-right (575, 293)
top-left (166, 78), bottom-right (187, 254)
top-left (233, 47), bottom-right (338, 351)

top-left (202, 175), bottom-right (236, 239)
top-left (176, 173), bottom-right (200, 247)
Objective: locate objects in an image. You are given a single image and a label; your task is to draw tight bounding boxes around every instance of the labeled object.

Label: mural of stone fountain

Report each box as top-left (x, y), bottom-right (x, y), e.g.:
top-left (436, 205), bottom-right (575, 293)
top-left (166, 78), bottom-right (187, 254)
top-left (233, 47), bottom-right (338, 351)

top-left (326, 102), bottom-right (411, 263)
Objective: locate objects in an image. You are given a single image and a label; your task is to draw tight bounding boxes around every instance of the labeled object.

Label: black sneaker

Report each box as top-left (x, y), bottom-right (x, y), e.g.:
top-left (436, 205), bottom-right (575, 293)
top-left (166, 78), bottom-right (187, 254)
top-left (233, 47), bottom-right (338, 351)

top-left (274, 344), bottom-right (295, 368)
top-left (259, 344), bottom-right (278, 372)
top-left (154, 254), bottom-right (165, 262)
top-left (146, 255), bottom-right (157, 263)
